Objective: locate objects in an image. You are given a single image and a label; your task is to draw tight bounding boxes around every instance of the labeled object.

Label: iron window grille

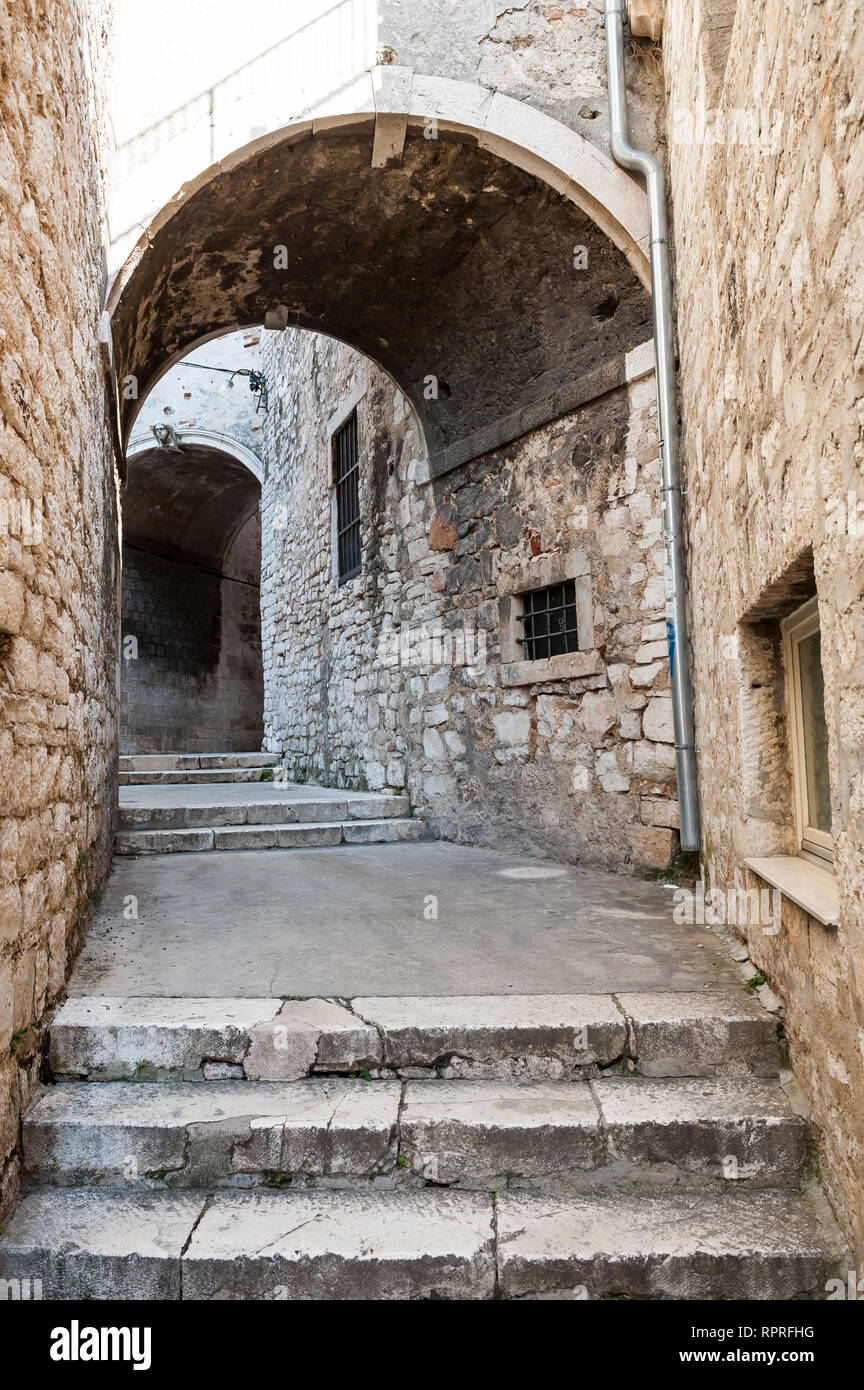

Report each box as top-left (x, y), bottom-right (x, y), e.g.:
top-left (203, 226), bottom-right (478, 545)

top-left (517, 579), bottom-right (580, 661)
top-left (333, 410), bottom-right (361, 582)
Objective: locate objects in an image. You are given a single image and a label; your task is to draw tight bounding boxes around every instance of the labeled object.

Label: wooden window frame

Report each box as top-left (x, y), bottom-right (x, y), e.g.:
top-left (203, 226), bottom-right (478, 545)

top-left (782, 596), bottom-right (833, 867)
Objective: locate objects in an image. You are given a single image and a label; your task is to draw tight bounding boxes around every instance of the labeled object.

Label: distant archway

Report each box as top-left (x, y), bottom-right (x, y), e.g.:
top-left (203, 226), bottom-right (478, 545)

top-left (127, 428), bottom-right (263, 483)
top-left (120, 439), bottom-right (263, 754)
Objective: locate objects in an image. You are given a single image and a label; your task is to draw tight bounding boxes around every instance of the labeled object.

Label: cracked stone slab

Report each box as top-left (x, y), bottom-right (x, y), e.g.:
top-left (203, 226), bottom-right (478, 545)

top-left (119, 768), bottom-right (274, 785)
top-left (616, 991), bottom-right (781, 1075)
top-left (244, 998), bottom-right (381, 1081)
top-left (116, 799), bottom-right (393, 830)
top-left (353, 995), bottom-right (626, 1075)
top-left (496, 1190), bottom-right (829, 1300)
top-left (49, 995), bottom-right (282, 1080)
top-left (115, 827), bottom-right (214, 854)
top-left (341, 818), bottom-right (424, 843)
top-left (120, 754), bottom-right (275, 771)
top-left (592, 1076), bottom-right (808, 1183)
top-left (346, 795), bottom-right (411, 820)
top-left (401, 1079), bottom-right (602, 1182)
top-left (0, 1189), bottom-right (205, 1299)
top-left (24, 1079), bottom-right (400, 1183)
top-left (183, 1190), bottom-right (495, 1300)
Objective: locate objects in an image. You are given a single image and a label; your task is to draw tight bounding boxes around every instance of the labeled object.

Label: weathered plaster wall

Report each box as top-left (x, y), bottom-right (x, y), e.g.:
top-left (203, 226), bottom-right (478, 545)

top-left (664, 0), bottom-right (864, 1261)
top-left (379, 0), bottom-right (664, 152)
top-left (128, 329), bottom-right (266, 463)
top-left (0, 0), bottom-right (118, 1216)
top-left (261, 329), bottom-right (677, 868)
top-left (120, 514), bottom-right (263, 754)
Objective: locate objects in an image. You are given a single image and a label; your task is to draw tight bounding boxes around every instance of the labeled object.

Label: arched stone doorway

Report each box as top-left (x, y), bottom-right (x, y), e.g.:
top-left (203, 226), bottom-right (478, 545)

top-left (121, 439), bottom-right (263, 754)
top-left (106, 74), bottom-right (650, 459)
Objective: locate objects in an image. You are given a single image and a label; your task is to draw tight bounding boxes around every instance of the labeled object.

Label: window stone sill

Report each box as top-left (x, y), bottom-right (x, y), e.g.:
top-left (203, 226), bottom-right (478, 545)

top-left (744, 855), bottom-right (839, 928)
top-left (499, 650), bottom-right (602, 688)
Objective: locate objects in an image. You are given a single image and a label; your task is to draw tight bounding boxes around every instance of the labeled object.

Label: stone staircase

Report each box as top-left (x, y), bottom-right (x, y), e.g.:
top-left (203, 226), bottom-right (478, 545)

top-left (0, 990), bottom-right (843, 1299)
top-left (115, 752), bottom-right (422, 855)
top-left (119, 752), bottom-right (281, 785)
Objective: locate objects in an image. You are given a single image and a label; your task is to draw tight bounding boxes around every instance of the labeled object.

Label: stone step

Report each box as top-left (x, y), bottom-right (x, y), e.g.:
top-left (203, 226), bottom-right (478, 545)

top-left (23, 1076), bottom-right (806, 1188)
top-left (119, 768), bottom-right (279, 786)
top-left (495, 1189), bottom-right (833, 1300)
top-left (23, 1079), bottom-right (401, 1185)
top-left (117, 793), bottom-right (410, 831)
top-left (114, 818), bottom-right (423, 855)
top-left (119, 753), bottom-right (277, 772)
top-left (49, 992), bottom-right (780, 1082)
top-left (403, 1076), bottom-right (808, 1187)
top-left (0, 1187), bottom-right (831, 1299)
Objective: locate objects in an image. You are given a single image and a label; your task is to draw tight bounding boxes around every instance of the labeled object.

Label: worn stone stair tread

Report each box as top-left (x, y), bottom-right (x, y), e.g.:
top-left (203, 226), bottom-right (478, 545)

top-left (23, 1079), bottom-right (401, 1182)
top-left (400, 1075), bottom-right (805, 1184)
top-left (590, 1074), bottom-right (808, 1184)
top-left (24, 1074), bottom-right (804, 1186)
top-left (352, 992), bottom-right (629, 1071)
top-left (117, 792), bottom-right (410, 830)
top-left (0, 1187), bottom-right (830, 1301)
top-left (614, 990), bottom-right (781, 1075)
top-left (119, 769), bottom-right (279, 786)
top-left (49, 995), bottom-right (284, 1080)
top-left (119, 753), bottom-right (277, 771)
top-left (496, 1188), bottom-right (830, 1299)
top-left (114, 818), bottom-right (423, 854)
top-left (0, 1189), bottom-right (205, 1299)
top-left (49, 991), bottom-right (781, 1082)
top-left (25, 1077), bottom-right (400, 1128)
top-left (592, 1073), bottom-right (802, 1123)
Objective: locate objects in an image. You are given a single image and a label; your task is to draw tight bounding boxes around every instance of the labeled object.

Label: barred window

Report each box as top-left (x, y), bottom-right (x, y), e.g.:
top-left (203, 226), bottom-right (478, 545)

top-left (333, 411), bottom-right (361, 582)
top-left (518, 580), bottom-right (579, 661)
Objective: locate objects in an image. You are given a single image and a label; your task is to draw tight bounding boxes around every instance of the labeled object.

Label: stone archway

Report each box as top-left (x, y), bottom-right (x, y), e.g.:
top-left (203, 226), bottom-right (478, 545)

top-left (127, 428), bottom-right (264, 483)
top-left (120, 439), bottom-right (263, 754)
top-left (106, 73), bottom-right (676, 869)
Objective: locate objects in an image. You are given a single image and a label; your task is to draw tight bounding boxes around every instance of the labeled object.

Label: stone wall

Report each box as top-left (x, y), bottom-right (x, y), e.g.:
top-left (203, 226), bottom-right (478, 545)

top-left (261, 329), bottom-right (678, 868)
top-left (120, 513), bottom-right (263, 754)
top-left (664, 0), bottom-right (864, 1261)
top-left (0, 0), bottom-right (117, 1216)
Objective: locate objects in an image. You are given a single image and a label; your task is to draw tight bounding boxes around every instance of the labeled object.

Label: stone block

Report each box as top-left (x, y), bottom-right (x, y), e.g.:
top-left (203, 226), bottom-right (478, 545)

top-left (400, 1079), bottom-right (603, 1182)
top-left (626, 822), bottom-right (675, 867)
top-left (244, 999), bottom-right (381, 1081)
top-left (183, 1190), bottom-right (496, 1300)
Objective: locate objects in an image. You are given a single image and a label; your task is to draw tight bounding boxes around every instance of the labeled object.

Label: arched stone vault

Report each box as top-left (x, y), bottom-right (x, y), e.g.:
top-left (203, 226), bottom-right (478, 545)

top-left (120, 441), bottom-right (264, 755)
top-left (108, 74), bottom-right (652, 479)
top-left (122, 444), bottom-right (260, 572)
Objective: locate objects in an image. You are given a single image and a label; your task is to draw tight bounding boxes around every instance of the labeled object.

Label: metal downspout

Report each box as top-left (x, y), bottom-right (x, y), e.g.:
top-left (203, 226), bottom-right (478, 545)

top-left (603, 0), bottom-right (701, 850)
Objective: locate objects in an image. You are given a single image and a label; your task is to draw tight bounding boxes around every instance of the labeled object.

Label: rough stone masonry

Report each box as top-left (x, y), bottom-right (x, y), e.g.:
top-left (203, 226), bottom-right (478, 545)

top-left (261, 329), bottom-right (680, 869)
top-left (664, 0), bottom-right (864, 1265)
top-left (0, 0), bottom-right (118, 1217)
